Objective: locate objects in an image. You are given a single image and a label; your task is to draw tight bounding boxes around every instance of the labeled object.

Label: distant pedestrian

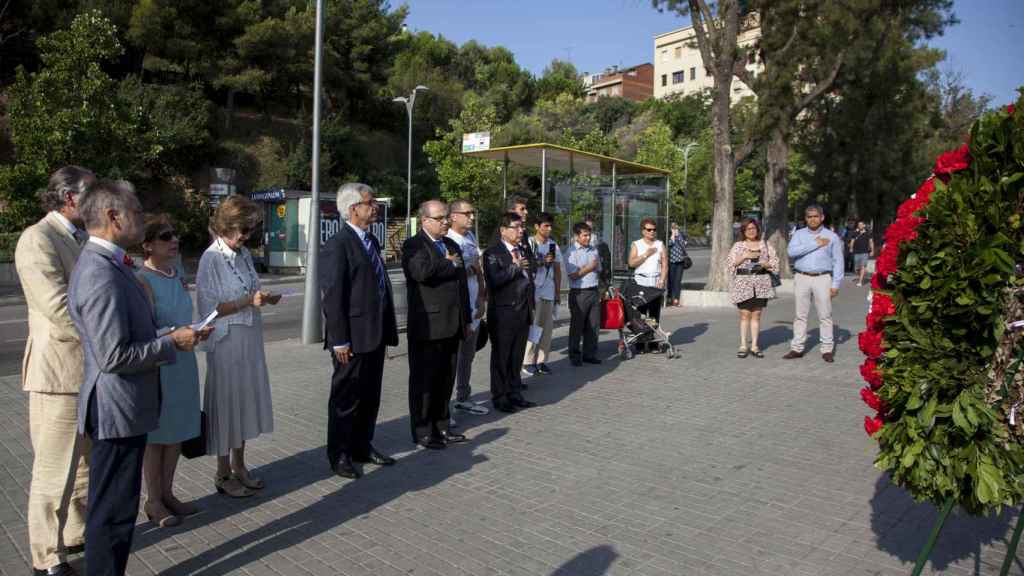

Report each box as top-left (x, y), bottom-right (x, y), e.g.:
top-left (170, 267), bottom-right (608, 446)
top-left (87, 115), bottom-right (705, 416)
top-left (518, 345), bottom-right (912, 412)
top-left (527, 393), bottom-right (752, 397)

top-left (784, 204), bottom-right (844, 363)
top-left (70, 180), bottom-right (206, 576)
top-left (446, 200), bottom-right (490, 417)
top-left (136, 214), bottom-right (203, 527)
top-left (16, 166), bottom-right (95, 576)
top-left (319, 183), bottom-right (398, 478)
top-left (197, 195), bottom-right (281, 495)
top-left (402, 200), bottom-right (471, 450)
top-left (523, 212), bottom-right (561, 376)
top-left (564, 222), bottom-right (602, 366)
top-left (483, 212), bottom-right (536, 413)
top-left (848, 221), bottom-right (874, 286)
top-left (726, 218), bottom-right (779, 358)
top-left (667, 222), bottom-right (688, 307)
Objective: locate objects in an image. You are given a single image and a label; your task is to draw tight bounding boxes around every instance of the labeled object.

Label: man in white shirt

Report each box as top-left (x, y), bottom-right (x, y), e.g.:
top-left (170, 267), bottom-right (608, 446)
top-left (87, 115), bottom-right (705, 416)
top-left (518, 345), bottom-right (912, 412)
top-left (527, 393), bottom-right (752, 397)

top-left (523, 212), bottom-right (561, 376)
top-left (446, 200), bottom-right (490, 416)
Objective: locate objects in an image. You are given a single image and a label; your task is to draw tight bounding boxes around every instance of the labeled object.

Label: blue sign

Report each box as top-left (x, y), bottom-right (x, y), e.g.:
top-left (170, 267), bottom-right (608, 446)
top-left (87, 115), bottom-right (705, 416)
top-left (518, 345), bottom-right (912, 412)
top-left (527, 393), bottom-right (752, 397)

top-left (249, 188), bottom-right (286, 202)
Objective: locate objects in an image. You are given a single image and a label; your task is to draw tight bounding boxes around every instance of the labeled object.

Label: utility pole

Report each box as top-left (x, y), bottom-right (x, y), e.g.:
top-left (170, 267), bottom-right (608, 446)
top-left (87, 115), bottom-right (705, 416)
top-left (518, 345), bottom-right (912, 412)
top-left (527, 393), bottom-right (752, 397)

top-left (300, 0), bottom-right (325, 345)
top-left (394, 85), bottom-right (429, 237)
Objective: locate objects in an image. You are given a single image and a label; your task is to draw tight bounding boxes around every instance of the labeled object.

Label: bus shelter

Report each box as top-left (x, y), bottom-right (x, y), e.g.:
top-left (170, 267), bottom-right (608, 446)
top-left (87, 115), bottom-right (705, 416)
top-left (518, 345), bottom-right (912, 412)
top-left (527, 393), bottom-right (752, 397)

top-left (462, 143), bottom-right (671, 276)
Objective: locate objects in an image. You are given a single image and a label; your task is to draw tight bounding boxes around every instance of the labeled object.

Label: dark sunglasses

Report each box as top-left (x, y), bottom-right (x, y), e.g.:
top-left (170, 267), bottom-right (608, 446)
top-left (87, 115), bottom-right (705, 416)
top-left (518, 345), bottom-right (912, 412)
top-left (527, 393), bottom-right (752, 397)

top-left (156, 230), bottom-right (179, 242)
top-left (644, 227), bottom-right (657, 232)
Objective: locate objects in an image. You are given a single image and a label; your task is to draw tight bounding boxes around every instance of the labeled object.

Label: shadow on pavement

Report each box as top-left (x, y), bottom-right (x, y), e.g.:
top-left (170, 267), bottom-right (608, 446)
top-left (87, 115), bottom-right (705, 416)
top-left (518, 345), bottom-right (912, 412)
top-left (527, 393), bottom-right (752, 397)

top-left (160, 428), bottom-right (508, 576)
top-left (870, 473), bottom-right (1016, 574)
top-left (549, 544), bottom-right (619, 576)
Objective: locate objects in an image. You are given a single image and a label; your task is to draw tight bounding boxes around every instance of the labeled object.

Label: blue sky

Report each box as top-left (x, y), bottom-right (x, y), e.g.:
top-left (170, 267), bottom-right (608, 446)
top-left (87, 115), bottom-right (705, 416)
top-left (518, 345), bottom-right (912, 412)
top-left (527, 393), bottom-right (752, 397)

top-left (399, 0), bottom-right (1022, 105)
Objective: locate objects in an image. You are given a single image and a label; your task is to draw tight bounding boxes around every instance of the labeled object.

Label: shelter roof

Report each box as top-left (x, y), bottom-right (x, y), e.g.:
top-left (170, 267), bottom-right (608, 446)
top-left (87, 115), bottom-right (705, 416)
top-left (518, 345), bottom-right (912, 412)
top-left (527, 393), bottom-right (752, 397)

top-left (462, 143), bottom-right (670, 177)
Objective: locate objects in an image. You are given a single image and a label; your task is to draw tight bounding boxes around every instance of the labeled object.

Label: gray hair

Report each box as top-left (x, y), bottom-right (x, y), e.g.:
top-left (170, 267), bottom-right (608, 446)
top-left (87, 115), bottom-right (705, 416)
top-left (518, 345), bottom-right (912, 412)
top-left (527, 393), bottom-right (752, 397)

top-left (449, 199), bottom-right (472, 213)
top-left (39, 165), bottom-right (95, 212)
top-left (336, 182), bottom-right (373, 221)
top-left (418, 199), bottom-right (447, 219)
top-left (804, 203), bottom-right (825, 216)
top-left (78, 179), bottom-right (140, 231)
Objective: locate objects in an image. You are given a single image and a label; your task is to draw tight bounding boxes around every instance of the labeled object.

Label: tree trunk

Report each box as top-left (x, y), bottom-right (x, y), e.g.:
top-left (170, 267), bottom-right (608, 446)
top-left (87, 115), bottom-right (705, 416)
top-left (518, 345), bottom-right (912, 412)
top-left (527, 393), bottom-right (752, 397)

top-left (705, 74), bottom-right (737, 291)
top-left (763, 126), bottom-right (790, 277)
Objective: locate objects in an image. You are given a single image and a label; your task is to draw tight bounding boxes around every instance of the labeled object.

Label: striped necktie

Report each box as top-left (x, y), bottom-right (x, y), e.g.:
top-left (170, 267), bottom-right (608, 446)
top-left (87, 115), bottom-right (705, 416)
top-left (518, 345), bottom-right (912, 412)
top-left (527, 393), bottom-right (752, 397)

top-left (362, 233), bottom-right (386, 295)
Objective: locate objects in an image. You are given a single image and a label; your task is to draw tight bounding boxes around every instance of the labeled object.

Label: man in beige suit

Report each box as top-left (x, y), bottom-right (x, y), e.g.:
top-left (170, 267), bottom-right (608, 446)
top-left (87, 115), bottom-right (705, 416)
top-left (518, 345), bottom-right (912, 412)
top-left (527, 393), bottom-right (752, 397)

top-left (16, 166), bottom-right (95, 576)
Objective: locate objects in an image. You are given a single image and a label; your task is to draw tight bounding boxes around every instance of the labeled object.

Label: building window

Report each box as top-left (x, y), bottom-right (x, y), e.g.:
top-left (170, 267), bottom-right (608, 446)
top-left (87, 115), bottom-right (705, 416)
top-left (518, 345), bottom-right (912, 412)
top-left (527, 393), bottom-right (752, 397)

top-left (661, 49), bottom-right (668, 63)
top-left (690, 67), bottom-right (696, 80)
top-left (672, 71), bottom-right (685, 84)
top-left (661, 74), bottom-right (667, 87)
top-left (674, 46), bottom-right (682, 59)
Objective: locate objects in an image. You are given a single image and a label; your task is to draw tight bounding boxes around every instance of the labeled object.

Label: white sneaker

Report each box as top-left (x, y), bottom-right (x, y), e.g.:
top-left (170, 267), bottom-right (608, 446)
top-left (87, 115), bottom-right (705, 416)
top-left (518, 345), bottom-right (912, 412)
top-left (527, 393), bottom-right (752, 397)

top-left (453, 401), bottom-right (489, 415)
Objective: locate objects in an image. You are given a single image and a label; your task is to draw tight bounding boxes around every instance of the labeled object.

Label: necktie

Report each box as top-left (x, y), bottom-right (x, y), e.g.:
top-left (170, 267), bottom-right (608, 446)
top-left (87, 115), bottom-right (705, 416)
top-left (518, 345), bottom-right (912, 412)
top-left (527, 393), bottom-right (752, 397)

top-left (434, 239), bottom-right (447, 257)
top-left (362, 234), bottom-right (386, 296)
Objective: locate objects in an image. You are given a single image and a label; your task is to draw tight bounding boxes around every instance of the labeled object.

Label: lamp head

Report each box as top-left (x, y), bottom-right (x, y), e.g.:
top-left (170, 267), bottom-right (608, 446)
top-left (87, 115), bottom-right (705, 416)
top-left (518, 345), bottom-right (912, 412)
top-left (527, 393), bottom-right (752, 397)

top-left (414, 85), bottom-right (429, 92)
top-left (393, 96), bottom-right (408, 104)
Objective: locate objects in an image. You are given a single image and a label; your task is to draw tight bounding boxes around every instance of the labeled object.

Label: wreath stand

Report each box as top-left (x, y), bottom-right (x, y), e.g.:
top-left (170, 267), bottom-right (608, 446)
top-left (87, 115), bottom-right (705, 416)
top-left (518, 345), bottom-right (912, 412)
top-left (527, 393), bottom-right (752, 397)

top-left (909, 499), bottom-right (1024, 575)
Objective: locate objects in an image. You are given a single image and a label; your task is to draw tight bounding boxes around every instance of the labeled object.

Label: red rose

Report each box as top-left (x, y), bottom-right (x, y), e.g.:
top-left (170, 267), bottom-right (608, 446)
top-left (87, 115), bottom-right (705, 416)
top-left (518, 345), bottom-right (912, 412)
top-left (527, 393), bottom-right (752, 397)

top-left (860, 387), bottom-right (884, 411)
top-left (859, 329), bottom-right (884, 358)
top-left (875, 244), bottom-right (899, 279)
top-left (871, 273), bottom-right (885, 290)
top-left (864, 415), bottom-right (884, 437)
top-left (860, 358), bottom-right (883, 389)
top-left (1009, 104), bottom-right (1015, 115)
top-left (934, 143), bottom-right (970, 176)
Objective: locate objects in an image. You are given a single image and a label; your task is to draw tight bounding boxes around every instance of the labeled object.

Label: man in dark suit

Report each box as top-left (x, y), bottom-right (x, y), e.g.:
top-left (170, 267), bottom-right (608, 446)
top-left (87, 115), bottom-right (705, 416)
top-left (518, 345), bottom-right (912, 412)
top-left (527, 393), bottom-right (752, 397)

top-left (483, 212), bottom-right (537, 413)
top-left (320, 182), bottom-right (399, 479)
top-left (69, 180), bottom-right (204, 576)
top-left (401, 200), bottom-right (471, 449)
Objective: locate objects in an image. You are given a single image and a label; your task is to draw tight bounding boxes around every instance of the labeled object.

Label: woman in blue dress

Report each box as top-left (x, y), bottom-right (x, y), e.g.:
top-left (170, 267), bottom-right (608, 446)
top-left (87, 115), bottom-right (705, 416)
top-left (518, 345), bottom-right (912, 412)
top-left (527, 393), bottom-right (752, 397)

top-left (136, 214), bottom-right (202, 527)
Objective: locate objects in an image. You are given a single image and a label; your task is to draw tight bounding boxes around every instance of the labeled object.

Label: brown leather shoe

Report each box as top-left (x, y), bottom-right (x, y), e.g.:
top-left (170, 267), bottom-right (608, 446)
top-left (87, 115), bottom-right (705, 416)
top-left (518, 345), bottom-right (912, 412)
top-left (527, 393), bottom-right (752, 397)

top-left (782, 350), bottom-right (804, 360)
top-left (822, 352), bottom-right (835, 363)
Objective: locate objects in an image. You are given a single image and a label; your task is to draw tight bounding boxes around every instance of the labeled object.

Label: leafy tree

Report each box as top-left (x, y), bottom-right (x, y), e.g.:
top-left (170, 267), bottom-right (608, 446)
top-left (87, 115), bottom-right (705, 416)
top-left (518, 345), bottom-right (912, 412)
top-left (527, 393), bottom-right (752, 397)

top-left (536, 59), bottom-right (584, 102)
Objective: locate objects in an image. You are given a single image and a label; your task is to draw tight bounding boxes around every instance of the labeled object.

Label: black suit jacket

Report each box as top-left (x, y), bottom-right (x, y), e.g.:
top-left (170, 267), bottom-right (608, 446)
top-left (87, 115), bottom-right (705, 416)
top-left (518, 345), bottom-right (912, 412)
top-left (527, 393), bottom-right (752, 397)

top-left (483, 241), bottom-right (535, 327)
top-left (401, 231), bottom-right (470, 341)
top-left (320, 223), bottom-right (398, 354)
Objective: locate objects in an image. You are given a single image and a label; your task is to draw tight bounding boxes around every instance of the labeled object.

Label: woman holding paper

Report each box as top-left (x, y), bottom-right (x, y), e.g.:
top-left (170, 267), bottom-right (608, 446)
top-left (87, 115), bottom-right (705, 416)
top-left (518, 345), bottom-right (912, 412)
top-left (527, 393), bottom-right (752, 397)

top-left (197, 196), bottom-right (280, 498)
top-left (136, 214), bottom-right (204, 526)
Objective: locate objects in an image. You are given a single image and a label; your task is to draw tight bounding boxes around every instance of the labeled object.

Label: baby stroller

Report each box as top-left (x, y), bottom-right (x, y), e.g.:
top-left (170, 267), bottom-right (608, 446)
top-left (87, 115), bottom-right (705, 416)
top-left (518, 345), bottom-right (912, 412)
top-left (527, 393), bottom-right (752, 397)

top-left (615, 280), bottom-right (678, 360)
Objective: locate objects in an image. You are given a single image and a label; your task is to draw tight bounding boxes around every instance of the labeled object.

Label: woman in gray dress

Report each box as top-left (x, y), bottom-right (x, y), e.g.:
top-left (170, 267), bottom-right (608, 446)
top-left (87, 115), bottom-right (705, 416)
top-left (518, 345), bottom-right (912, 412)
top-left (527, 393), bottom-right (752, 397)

top-left (196, 196), bottom-right (281, 498)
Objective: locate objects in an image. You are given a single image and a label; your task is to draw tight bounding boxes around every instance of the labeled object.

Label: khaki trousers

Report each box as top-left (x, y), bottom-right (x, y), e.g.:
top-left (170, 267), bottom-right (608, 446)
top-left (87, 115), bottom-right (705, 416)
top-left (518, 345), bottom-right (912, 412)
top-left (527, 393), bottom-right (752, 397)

top-left (791, 273), bottom-right (834, 354)
top-left (523, 299), bottom-right (554, 366)
top-left (28, 392), bottom-right (90, 569)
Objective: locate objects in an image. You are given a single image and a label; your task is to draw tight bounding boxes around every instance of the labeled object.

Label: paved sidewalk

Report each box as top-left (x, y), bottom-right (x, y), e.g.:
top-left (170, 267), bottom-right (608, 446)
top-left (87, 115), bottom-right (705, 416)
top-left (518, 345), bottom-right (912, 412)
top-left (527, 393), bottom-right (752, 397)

top-left (0, 285), bottom-right (1020, 575)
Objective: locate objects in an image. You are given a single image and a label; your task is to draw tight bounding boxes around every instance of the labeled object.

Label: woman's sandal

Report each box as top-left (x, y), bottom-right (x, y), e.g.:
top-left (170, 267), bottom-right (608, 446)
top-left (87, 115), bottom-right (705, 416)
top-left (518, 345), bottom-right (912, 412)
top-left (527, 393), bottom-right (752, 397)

top-left (215, 474), bottom-right (255, 498)
top-left (164, 495), bottom-right (201, 517)
top-left (143, 501), bottom-right (181, 528)
top-left (233, 471), bottom-right (265, 491)
top-left (737, 348), bottom-right (749, 358)
top-left (750, 348), bottom-right (765, 358)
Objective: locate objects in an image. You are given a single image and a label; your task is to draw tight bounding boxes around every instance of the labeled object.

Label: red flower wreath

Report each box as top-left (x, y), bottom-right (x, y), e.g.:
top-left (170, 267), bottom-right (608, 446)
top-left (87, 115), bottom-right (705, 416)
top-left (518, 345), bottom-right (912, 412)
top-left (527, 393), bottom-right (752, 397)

top-left (858, 145), bottom-right (973, 437)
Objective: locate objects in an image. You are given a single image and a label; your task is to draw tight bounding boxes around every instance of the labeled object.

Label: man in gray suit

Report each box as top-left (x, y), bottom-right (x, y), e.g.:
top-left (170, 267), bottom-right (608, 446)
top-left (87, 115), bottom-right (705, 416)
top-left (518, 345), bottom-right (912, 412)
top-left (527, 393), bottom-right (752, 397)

top-left (68, 180), bottom-right (206, 576)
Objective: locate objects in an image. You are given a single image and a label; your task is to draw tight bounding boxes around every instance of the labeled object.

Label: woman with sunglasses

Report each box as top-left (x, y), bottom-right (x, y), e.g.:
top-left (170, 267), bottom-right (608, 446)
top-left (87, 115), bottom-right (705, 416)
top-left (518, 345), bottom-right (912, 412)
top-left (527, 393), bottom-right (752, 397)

top-left (196, 195), bottom-right (281, 498)
top-left (726, 218), bottom-right (779, 358)
top-left (136, 214), bottom-right (203, 526)
top-left (627, 217), bottom-right (668, 352)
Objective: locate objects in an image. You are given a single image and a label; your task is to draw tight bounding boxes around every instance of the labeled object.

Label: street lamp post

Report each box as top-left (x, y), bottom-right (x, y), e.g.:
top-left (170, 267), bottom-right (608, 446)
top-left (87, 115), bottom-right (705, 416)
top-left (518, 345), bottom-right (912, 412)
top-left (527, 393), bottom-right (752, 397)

top-left (300, 0), bottom-right (325, 345)
top-left (394, 85), bottom-right (428, 236)
top-left (678, 142), bottom-right (697, 237)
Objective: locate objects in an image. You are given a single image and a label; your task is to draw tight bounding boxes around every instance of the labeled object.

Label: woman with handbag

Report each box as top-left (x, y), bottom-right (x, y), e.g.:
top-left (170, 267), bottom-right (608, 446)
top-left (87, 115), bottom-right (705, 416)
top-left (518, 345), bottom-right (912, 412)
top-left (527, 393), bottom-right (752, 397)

top-left (667, 222), bottom-right (690, 307)
top-left (726, 218), bottom-right (779, 358)
top-left (136, 214), bottom-right (204, 526)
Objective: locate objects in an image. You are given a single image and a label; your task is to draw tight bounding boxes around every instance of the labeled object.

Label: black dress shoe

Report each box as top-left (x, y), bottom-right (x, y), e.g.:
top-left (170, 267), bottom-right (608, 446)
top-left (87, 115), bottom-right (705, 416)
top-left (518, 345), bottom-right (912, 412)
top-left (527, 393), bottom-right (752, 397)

top-left (332, 455), bottom-right (361, 479)
top-left (33, 563), bottom-right (77, 576)
top-left (417, 436), bottom-right (446, 450)
top-left (582, 357), bottom-right (602, 365)
top-left (65, 544), bottom-right (85, 556)
top-left (442, 432), bottom-right (468, 444)
top-left (536, 363), bottom-right (552, 375)
top-left (493, 400), bottom-right (518, 413)
top-left (510, 396), bottom-right (537, 408)
top-left (354, 446), bottom-right (395, 466)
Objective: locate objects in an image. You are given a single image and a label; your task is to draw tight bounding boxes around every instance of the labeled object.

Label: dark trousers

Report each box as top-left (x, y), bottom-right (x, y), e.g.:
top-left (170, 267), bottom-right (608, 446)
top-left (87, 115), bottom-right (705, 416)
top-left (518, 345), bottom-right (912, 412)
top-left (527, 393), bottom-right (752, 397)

top-left (638, 293), bottom-right (664, 324)
top-left (668, 262), bottom-right (685, 302)
top-left (327, 344), bottom-right (385, 466)
top-left (569, 288), bottom-right (600, 360)
top-left (489, 312), bottom-right (529, 403)
top-left (407, 336), bottom-right (459, 442)
top-left (84, 391), bottom-right (146, 576)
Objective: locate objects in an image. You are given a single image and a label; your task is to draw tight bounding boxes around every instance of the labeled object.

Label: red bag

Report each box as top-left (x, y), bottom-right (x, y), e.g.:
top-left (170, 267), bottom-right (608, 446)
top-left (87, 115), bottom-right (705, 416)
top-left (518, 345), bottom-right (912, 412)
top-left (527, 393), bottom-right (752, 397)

top-left (601, 295), bottom-right (625, 330)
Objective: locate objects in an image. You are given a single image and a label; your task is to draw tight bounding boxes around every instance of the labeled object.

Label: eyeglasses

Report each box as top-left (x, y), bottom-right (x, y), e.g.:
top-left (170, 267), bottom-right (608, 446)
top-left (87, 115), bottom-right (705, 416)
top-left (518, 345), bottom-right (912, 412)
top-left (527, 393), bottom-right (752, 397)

top-left (156, 230), bottom-right (178, 242)
top-left (505, 224), bottom-right (523, 230)
top-left (356, 200), bottom-right (378, 208)
top-left (643, 228), bottom-right (657, 232)
top-left (425, 215), bottom-right (449, 222)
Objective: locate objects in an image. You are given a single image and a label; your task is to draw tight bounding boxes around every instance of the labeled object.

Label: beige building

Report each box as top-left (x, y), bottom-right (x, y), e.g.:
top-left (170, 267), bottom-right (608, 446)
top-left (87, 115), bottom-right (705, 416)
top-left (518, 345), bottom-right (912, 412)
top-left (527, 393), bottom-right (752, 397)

top-left (653, 17), bottom-right (762, 102)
